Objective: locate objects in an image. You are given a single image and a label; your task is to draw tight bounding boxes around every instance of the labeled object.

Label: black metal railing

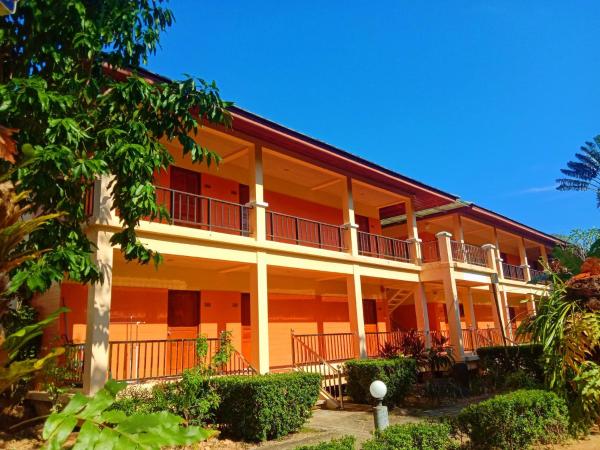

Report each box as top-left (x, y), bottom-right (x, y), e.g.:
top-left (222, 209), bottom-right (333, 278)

top-left (357, 232), bottom-right (411, 262)
top-left (502, 262), bottom-right (526, 281)
top-left (155, 186), bottom-right (250, 235)
top-left (266, 211), bottom-right (345, 251)
top-left (451, 241), bottom-right (488, 267)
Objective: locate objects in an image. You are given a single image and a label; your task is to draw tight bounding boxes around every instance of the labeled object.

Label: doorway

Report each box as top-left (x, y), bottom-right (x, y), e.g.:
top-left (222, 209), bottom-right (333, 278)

top-left (167, 290), bottom-right (200, 374)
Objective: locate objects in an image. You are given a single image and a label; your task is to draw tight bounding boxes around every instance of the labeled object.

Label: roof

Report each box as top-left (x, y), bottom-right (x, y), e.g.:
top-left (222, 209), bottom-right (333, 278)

top-left (128, 66), bottom-right (562, 247)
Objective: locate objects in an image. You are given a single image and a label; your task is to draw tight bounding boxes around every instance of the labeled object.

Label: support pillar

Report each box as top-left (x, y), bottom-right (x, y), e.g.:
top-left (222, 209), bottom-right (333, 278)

top-left (465, 288), bottom-right (477, 330)
top-left (83, 229), bottom-right (114, 395)
top-left (441, 273), bottom-right (465, 361)
top-left (406, 198), bottom-right (422, 264)
top-left (436, 231), bottom-right (465, 361)
top-left (518, 237), bottom-right (531, 282)
top-left (247, 144), bottom-right (268, 241)
top-left (414, 283), bottom-right (432, 348)
top-left (347, 266), bottom-right (367, 358)
top-left (452, 215), bottom-right (464, 244)
top-left (342, 177), bottom-right (359, 256)
top-left (250, 252), bottom-right (270, 373)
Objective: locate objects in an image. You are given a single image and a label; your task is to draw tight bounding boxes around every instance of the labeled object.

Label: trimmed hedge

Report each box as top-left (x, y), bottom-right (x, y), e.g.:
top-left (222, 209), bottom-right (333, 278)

top-left (295, 436), bottom-right (356, 450)
top-left (213, 372), bottom-right (321, 441)
top-left (477, 344), bottom-right (544, 385)
top-left (362, 422), bottom-right (458, 450)
top-left (345, 357), bottom-right (417, 407)
top-left (456, 389), bottom-right (569, 449)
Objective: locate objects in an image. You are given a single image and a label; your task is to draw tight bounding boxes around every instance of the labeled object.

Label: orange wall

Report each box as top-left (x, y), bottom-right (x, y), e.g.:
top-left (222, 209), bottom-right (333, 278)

top-left (265, 190), bottom-right (343, 224)
top-left (268, 294), bottom-right (351, 368)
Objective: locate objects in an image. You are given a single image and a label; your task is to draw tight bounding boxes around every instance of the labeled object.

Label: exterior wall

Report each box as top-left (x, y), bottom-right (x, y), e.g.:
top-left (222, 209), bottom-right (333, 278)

top-left (390, 304), bottom-right (417, 329)
top-left (265, 190), bottom-right (343, 224)
top-left (473, 304), bottom-right (495, 329)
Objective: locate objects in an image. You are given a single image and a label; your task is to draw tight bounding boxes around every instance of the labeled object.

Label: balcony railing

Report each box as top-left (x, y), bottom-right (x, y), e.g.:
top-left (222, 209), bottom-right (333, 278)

top-left (529, 268), bottom-right (546, 283)
top-left (502, 262), bottom-right (526, 281)
top-left (266, 211), bottom-right (345, 251)
top-left (357, 232), bottom-right (411, 262)
top-left (421, 240), bottom-right (440, 262)
top-left (155, 186), bottom-right (250, 236)
top-left (451, 241), bottom-right (488, 267)
top-left (63, 338), bottom-right (255, 384)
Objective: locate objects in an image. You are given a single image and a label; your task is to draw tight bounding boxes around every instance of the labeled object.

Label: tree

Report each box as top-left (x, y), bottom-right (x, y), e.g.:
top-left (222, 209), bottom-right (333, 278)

top-left (553, 228), bottom-right (600, 275)
top-left (0, 0), bottom-right (231, 296)
top-left (519, 270), bottom-right (600, 431)
top-left (557, 136), bottom-right (600, 207)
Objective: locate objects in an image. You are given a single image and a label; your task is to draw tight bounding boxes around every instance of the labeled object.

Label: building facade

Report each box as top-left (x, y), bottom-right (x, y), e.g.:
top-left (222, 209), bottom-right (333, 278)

top-left (34, 99), bottom-right (559, 395)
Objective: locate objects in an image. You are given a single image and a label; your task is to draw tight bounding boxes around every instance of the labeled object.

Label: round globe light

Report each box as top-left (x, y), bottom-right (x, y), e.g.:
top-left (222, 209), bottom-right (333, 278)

top-left (369, 380), bottom-right (387, 400)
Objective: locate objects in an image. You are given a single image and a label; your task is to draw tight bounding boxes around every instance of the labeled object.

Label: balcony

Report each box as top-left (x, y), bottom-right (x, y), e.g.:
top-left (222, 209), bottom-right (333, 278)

top-left (155, 186), bottom-right (250, 236)
top-left (266, 211), bottom-right (346, 252)
top-left (357, 231), bottom-right (412, 262)
top-left (502, 262), bottom-right (526, 281)
top-left (451, 241), bottom-right (488, 267)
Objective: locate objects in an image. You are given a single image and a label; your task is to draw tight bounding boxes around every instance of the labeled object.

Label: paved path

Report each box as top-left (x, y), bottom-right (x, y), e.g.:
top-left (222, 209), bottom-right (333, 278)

top-left (255, 403), bottom-right (459, 449)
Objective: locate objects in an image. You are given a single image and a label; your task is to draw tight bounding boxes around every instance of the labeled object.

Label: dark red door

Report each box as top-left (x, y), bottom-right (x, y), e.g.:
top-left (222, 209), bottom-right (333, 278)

top-left (170, 167), bottom-right (201, 225)
top-left (167, 290), bottom-right (200, 374)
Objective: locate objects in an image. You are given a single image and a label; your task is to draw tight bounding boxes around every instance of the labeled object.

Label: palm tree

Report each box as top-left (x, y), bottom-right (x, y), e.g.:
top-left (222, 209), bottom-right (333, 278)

top-left (557, 136), bottom-right (600, 207)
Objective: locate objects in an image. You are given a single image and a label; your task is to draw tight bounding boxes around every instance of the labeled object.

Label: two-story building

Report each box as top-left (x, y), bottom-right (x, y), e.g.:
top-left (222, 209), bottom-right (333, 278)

top-left (33, 70), bottom-right (560, 397)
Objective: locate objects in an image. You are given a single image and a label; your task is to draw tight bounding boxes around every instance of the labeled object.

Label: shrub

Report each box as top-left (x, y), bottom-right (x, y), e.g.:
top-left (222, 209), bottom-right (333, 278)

top-left (112, 368), bottom-right (220, 426)
top-left (295, 436), bottom-right (356, 450)
top-left (213, 372), bottom-right (321, 441)
top-left (345, 357), bottom-right (417, 407)
top-left (476, 344), bottom-right (544, 388)
top-left (456, 389), bottom-right (569, 449)
top-left (362, 422), bottom-right (458, 450)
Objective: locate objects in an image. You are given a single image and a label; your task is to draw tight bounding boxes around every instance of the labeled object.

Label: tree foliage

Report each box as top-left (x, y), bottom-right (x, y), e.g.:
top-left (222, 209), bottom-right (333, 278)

top-left (552, 228), bottom-right (600, 276)
top-left (0, 0), bottom-right (231, 294)
top-left (519, 270), bottom-right (600, 429)
top-left (557, 136), bottom-right (600, 207)
top-left (43, 379), bottom-right (212, 449)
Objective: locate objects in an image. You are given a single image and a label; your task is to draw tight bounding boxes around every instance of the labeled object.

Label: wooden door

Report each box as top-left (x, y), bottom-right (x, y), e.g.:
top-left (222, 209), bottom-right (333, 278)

top-left (240, 293), bottom-right (251, 361)
top-left (363, 299), bottom-right (378, 333)
top-left (167, 290), bottom-right (200, 375)
top-left (170, 167), bottom-right (201, 225)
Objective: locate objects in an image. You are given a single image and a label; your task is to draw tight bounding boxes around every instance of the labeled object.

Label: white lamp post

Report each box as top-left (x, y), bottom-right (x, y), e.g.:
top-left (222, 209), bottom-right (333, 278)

top-left (369, 380), bottom-right (389, 430)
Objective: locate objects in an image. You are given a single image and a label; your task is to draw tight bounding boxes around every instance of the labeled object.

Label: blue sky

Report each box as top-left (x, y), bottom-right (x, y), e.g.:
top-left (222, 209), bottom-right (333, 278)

top-left (146, 1), bottom-right (600, 236)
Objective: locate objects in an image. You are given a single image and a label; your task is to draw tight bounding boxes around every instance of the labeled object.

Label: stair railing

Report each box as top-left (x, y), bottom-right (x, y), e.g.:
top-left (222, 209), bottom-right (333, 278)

top-left (291, 331), bottom-right (344, 409)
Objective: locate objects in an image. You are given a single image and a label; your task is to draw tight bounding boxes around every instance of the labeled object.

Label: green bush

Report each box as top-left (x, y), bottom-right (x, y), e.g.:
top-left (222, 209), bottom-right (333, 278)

top-left (345, 357), bottom-right (417, 407)
top-left (476, 344), bottom-right (544, 388)
top-left (213, 372), bottom-right (321, 441)
top-left (362, 422), bottom-right (457, 450)
top-left (112, 368), bottom-right (219, 426)
top-left (295, 436), bottom-right (356, 450)
top-left (456, 389), bottom-right (569, 449)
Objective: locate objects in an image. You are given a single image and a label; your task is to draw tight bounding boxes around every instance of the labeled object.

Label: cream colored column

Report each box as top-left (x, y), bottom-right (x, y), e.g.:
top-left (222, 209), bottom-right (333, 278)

top-left (526, 294), bottom-right (537, 315)
top-left (406, 198), bottom-right (422, 264)
top-left (83, 228), bottom-right (114, 395)
top-left (247, 144), bottom-right (268, 241)
top-left (347, 266), bottom-right (367, 358)
top-left (465, 288), bottom-right (477, 330)
top-left (540, 245), bottom-right (549, 266)
top-left (452, 215), bottom-right (464, 244)
top-left (414, 283), bottom-right (432, 348)
top-left (483, 244), bottom-right (508, 343)
top-left (250, 251), bottom-right (270, 373)
top-left (436, 231), bottom-right (454, 264)
top-left (518, 237), bottom-right (531, 282)
top-left (342, 177), bottom-right (359, 256)
top-left (436, 231), bottom-right (465, 361)
top-left (83, 175), bottom-right (115, 395)
top-left (492, 228), bottom-right (505, 278)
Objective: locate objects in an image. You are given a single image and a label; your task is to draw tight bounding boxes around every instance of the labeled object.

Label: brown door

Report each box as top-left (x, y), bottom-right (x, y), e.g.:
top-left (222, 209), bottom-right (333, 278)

top-left (240, 293), bottom-right (251, 361)
top-left (356, 215), bottom-right (371, 254)
top-left (363, 299), bottom-right (378, 333)
top-left (167, 290), bottom-right (200, 375)
top-left (170, 167), bottom-right (201, 225)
